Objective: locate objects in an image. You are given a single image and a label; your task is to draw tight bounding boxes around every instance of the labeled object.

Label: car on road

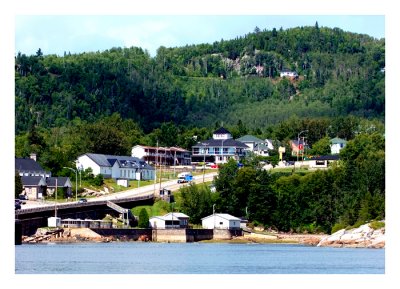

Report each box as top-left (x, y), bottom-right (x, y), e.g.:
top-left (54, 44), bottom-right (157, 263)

top-left (78, 198), bottom-right (87, 203)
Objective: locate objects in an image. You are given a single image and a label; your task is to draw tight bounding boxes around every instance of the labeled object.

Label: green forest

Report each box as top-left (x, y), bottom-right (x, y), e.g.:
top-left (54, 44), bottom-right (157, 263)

top-left (15, 24), bottom-right (385, 232)
top-left (177, 130), bottom-right (385, 233)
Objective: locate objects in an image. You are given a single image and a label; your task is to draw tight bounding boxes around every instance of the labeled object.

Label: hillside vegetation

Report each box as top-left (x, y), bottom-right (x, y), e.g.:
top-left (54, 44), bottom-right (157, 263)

top-left (15, 24), bottom-right (384, 134)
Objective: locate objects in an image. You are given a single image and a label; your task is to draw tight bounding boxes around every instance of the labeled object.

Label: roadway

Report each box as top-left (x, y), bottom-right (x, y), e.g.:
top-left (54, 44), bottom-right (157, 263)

top-left (20, 172), bottom-right (218, 210)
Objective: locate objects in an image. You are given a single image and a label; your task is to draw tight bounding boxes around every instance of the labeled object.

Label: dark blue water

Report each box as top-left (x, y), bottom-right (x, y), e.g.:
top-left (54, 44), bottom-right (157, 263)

top-left (15, 242), bottom-right (384, 274)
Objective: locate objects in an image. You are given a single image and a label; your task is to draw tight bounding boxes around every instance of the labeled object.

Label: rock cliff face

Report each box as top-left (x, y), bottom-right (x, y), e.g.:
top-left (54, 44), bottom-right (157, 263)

top-left (317, 222), bottom-right (385, 248)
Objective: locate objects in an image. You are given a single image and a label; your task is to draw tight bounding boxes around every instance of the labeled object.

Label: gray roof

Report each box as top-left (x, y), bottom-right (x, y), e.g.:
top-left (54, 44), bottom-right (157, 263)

top-left (163, 212), bottom-right (189, 219)
top-left (193, 138), bottom-right (248, 148)
top-left (46, 177), bottom-right (71, 187)
top-left (201, 213), bottom-right (241, 221)
top-left (236, 135), bottom-right (264, 144)
top-left (254, 143), bottom-right (269, 151)
top-left (83, 153), bottom-right (154, 170)
top-left (21, 176), bottom-right (46, 186)
top-left (330, 137), bottom-right (347, 144)
top-left (15, 158), bottom-right (45, 172)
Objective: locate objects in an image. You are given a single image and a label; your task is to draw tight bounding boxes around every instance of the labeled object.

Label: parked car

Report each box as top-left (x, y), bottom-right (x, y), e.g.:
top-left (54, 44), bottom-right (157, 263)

top-left (210, 164), bottom-right (218, 169)
top-left (18, 194), bottom-right (28, 200)
top-left (78, 198), bottom-right (87, 203)
top-left (15, 199), bottom-right (21, 210)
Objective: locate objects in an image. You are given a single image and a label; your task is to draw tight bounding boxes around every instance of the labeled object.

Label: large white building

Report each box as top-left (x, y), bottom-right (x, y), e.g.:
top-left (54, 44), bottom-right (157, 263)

top-left (131, 145), bottom-right (191, 166)
top-left (76, 153), bottom-right (155, 181)
top-left (191, 127), bottom-right (247, 164)
top-left (201, 213), bottom-right (241, 229)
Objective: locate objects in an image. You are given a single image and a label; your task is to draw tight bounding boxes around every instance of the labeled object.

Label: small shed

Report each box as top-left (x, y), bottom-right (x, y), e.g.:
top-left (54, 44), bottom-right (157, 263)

top-left (201, 213), bottom-right (241, 229)
top-left (149, 215), bottom-right (180, 229)
top-left (308, 155), bottom-right (340, 169)
top-left (163, 212), bottom-right (189, 228)
top-left (47, 217), bottom-right (61, 228)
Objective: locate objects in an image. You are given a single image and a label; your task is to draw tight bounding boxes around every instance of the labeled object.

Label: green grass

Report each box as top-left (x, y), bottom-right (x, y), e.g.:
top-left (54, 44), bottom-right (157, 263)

top-left (131, 200), bottom-right (172, 218)
top-left (271, 167), bottom-right (311, 174)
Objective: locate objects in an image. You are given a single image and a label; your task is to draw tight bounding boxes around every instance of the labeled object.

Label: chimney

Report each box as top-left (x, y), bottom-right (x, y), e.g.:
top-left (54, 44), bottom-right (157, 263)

top-left (30, 153), bottom-right (37, 162)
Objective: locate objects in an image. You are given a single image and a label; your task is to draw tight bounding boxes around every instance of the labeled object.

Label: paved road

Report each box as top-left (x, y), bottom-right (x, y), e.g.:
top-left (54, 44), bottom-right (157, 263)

top-left (21, 172), bottom-right (218, 209)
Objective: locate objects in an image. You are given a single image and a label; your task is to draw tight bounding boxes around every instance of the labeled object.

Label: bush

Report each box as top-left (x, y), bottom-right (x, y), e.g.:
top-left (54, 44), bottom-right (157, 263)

top-left (91, 174), bottom-right (104, 186)
top-left (331, 223), bottom-right (347, 234)
top-left (369, 221), bottom-right (385, 230)
top-left (138, 208), bottom-right (150, 228)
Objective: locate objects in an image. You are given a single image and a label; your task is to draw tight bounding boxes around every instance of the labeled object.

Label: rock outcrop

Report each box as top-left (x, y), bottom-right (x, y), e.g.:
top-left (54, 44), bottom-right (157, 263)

top-left (317, 222), bottom-right (385, 248)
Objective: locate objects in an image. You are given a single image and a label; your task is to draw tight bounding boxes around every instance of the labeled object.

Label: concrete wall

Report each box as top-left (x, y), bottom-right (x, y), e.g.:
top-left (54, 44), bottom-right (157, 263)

top-left (186, 229), bottom-right (213, 242)
top-left (153, 229), bottom-right (187, 242)
top-left (93, 228), bottom-right (152, 241)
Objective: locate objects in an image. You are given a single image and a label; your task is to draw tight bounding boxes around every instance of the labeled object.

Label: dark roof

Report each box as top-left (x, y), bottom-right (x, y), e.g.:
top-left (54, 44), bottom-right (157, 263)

top-left (310, 155), bottom-right (340, 161)
top-left (15, 158), bottom-right (45, 172)
top-left (83, 153), bottom-right (154, 170)
top-left (194, 138), bottom-right (248, 148)
top-left (213, 127), bottom-right (231, 135)
top-left (21, 176), bottom-right (46, 186)
top-left (46, 177), bottom-right (71, 187)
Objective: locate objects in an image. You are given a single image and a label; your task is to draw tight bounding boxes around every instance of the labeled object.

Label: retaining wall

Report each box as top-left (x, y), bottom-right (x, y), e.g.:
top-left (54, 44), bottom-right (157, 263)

top-left (92, 228), bottom-right (242, 243)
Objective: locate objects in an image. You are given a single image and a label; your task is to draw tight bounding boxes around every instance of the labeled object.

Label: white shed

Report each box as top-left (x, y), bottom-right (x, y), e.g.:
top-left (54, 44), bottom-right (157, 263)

top-left (47, 217), bottom-right (61, 228)
top-left (149, 215), bottom-right (181, 229)
top-left (201, 213), bottom-right (241, 229)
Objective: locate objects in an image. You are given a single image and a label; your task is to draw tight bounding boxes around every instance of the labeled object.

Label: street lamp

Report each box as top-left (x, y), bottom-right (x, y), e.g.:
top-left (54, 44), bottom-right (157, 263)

top-left (63, 167), bottom-right (78, 202)
top-left (213, 204), bottom-right (216, 229)
top-left (297, 130), bottom-right (308, 163)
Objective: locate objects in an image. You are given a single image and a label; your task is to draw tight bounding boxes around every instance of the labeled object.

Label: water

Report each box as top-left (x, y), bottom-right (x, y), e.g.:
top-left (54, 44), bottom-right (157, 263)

top-left (15, 242), bottom-right (384, 274)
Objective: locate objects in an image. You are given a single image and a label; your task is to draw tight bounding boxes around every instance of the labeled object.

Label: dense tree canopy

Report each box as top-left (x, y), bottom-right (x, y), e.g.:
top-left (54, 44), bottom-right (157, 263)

top-left (15, 25), bottom-right (384, 135)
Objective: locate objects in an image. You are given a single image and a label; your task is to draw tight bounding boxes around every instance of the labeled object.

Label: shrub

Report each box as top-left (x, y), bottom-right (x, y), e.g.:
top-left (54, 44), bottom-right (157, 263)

top-left (138, 208), bottom-right (150, 228)
top-left (369, 221), bottom-right (385, 230)
top-left (331, 223), bottom-right (347, 234)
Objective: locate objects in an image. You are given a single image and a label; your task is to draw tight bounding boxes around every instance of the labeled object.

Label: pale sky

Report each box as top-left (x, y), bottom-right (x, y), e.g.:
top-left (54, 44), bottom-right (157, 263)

top-left (15, 15), bottom-right (384, 57)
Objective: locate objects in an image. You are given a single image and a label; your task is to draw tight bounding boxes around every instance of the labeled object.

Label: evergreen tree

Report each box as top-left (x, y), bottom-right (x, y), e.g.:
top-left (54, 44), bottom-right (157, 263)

top-left (138, 208), bottom-right (149, 228)
top-left (15, 171), bottom-right (23, 198)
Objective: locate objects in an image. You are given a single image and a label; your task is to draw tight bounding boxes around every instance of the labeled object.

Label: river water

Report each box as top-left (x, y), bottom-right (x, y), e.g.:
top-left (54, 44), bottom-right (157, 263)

top-left (15, 242), bottom-right (384, 274)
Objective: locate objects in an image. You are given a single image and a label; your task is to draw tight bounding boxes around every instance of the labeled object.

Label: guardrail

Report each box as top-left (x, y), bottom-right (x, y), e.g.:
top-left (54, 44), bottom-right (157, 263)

top-left (15, 193), bottom-right (154, 216)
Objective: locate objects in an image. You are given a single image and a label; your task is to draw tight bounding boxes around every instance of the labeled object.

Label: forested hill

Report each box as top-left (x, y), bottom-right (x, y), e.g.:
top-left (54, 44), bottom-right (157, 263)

top-left (15, 24), bottom-right (385, 134)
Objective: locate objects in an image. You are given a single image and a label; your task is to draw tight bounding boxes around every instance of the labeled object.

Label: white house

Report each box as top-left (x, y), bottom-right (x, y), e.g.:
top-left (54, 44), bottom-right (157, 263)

top-left (201, 213), bottom-right (241, 229)
top-left (149, 212), bottom-right (188, 229)
top-left (191, 127), bottom-right (247, 164)
top-left (330, 137), bottom-right (347, 154)
top-left (76, 153), bottom-right (155, 181)
top-left (163, 212), bottom-right (189, 228)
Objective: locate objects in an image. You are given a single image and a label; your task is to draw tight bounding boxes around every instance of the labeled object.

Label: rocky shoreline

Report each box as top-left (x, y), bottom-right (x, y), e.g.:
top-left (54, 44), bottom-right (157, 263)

top-left (22, 221), bottom-right (385, 248)
top-left (315, 222), bottom-right (385, 248)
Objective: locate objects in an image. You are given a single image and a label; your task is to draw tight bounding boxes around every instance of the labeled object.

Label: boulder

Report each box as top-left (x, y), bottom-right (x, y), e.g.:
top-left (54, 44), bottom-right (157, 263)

top-left (317, 222), bottom-right (385, 248)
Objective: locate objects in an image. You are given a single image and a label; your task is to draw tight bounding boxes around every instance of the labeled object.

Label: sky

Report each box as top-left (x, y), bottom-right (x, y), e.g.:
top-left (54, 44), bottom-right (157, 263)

top-left (15, 15), bottom-right (385, 57)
